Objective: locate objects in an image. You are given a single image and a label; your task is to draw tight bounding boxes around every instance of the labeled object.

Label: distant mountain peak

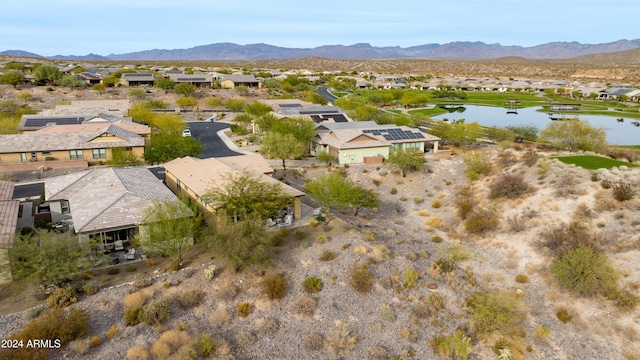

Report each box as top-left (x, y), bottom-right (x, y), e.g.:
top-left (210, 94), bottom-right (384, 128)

top-left (4, 40), bottom-right (639, 61)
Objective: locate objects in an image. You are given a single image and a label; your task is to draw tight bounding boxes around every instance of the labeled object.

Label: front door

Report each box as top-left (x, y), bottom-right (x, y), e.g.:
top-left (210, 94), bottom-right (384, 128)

top-left (20, 153), bottom-right (27, 163)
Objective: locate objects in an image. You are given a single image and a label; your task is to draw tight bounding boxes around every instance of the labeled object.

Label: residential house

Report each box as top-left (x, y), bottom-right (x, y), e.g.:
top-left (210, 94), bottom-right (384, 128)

top-left (44, 167), bottom-right (192, 248)
top-left (0, 123), bottom-right (147, 172)
top-left (164, 155), bottom-right (304, 220)
top-left (219, 75), bottom-right (262, 89)
top-left (76, 72), bottom-right (102, 85)
top-left (120, 73), bottom-right (155, 86)
top-left (312, 122), bottom-right (440, 165)
top-left (168, 73), bottom-right (215, 87)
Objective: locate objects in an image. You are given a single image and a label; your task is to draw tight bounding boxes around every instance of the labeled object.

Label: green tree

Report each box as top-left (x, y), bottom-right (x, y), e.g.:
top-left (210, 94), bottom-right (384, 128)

top-left (234, 85), bottom-right (249, 95)
top-left (56, 74), bottom-right (84, 88)
top-left (107, 147), bottom-right (143, 167)
top-left (144, 134), bottom-right (203, 164)
top-left (0, 70), bottom-right (25, 88)
top-left (139, 199), bottom-right (197, 269)
top-left (205, 96), bottom-right (222, 108)
top-left (128, 88), bottom-right (146, 99)
top-left (304, 91), bottom-right (329, 105)
top-left (176, 96), bottom-right (198, 110)
top-left (505, 124), bottom-right (539, 142)
top-left (154, 77), bottom-right (175, 92)
top-left (33, 64), bottom-right (62, 85)
top-left (225, 98), bottom-right (246, 112)
top-left (245, 101), bottom-right (272, 117)
top-left (204, 172), bottom-right (290, 223)
top-left (539, 119), bottom-right (606, 152)
top-left (316, 150), bottom-right (335, 165)
top-left (205, 212), bottom-right (277, 271)
top-left (386, 149), bottom-right (426, 177)
top-left (174, 82), bottom-right (195, 97)
top-left (305, 172), bottom-right (380, 219)
top-left (260, 132), bottom-right (304, 170)
top-left (92, 83), bottom-right (107, 94)
top-left (7, 230), bottom-right (91, 287)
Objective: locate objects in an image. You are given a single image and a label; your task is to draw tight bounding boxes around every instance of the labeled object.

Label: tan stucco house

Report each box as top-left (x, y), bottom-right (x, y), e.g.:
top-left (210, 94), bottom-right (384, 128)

top-left (163, 155), bottom-right (304, 219)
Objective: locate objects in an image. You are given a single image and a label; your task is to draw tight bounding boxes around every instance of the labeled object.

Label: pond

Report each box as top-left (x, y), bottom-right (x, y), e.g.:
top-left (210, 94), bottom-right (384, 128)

top-left (431, 105), bottom-right (640, 145)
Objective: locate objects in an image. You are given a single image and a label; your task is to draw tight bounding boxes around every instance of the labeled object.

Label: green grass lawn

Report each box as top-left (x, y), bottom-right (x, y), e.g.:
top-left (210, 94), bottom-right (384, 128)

top-left (554, 155), bottom-right (639, 170)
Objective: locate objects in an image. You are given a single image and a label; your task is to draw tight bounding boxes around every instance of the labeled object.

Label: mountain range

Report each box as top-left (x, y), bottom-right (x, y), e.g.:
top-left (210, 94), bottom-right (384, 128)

top-left (2, 40), bottom-right (640, 61)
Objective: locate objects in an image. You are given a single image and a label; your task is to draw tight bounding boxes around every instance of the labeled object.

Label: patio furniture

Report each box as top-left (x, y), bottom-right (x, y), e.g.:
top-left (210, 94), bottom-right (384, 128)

top-left (266, 218), bottom-right (277, 227)
top-left (124, 248), bottom-right (136, 260)
top-left (278, 214), bottom-right (293, 227)
top-left (312, 207), bottom-right (322, 216)
top-left (114, 240), bottom-right (125, 251)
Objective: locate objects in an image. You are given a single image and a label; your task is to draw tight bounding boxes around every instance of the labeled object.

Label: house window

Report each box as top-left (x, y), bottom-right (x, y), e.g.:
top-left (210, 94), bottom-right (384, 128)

top-left (30, 152), bottom-right (37, 160)
top-left (61, 200), bottom-right (70, 214)
top-left (41, 151), bottom-right (51, 156)
top-left (92, 148), bottom-right (107, 159)
top-left (176, 179), bottom-right (181, 189)
top-left (393, 144), bottom-right (403, 152)
top-left (405, 142), bottom-right (421, 151)
top-left (69, 150), bottom-right (83, 160)
top-left (125, 147), bottom-right (133, 151)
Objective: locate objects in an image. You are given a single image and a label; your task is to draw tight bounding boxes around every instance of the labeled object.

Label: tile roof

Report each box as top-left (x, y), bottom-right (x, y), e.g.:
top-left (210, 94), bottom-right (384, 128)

top-left (0, 199), bottom-right (20, 247)
top-left (0, 126), bottom-right (145, 153)
top-left (34, 120), bottom-right (151, 136)
top-left (164, 156), bottom-right (304, 199)
top-left (315, 125), bottom-right (440, 150)
top-left (45, 167), bottom-right (187, 233)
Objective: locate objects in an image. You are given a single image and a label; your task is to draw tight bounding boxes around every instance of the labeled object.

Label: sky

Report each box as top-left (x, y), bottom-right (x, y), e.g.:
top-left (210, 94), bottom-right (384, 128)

top-left (1, 0), bottom-right (638, 56)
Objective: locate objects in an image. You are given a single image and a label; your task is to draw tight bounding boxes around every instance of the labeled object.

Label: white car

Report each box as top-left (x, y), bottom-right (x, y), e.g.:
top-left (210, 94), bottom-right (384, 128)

top-left (182, 129), bottom-right (192, 137)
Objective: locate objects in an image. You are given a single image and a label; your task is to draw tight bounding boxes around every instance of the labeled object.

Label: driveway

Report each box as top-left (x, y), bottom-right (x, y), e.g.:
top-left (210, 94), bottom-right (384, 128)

top-left (317, 86), bottom-right (338, 104)
top-left (186, 121), bottom-right (242, 158)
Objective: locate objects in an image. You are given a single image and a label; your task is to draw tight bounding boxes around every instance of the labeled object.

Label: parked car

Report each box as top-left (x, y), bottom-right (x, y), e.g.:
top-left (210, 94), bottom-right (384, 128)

top-left (182, 129), bottom-right (192, 137)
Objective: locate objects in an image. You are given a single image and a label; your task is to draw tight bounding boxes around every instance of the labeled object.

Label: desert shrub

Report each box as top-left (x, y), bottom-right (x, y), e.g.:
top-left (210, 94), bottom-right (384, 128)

top-left (489, 173), bottom-right (533, 199)
top-left (453, 184), bottom-right (475, 220)
top-left (107, 325), bottom-right (119, 339)
top-left (505, 213), bottom-right (528, 232)
top-left (465, 291), bottom-right (526, 338)
top-left (600, 178), bottom-right (612, 189)
top-left (612, 182), bottom-right (636, 202)
top-left (126, 265), bottom-right (137, 272)
top-left (150, 340), bottom-right (171, 359)
top-left (217, 279), bottom-right (240, 301)
top-left (463, 152), bottom-right (491, 180)
top-left (125, 290), bottom-right (152, 309)
top-left (294, 230), bottom-right (307, 240)
top-left (380, 303), bottom-right (397, 322)
top-left (47, 286), bottom-right (77, 308)
top-left (319, 249), bottom-right (337, 261)
top-left (496, 151), bottom-right (518, 169)
top-left (552, 245), bottom-right (619, 297)
top-left (605, 289), bottom-right (640, 310)
top-left (555, 308), bottom-right (573, 323)
top-left (594, 189), bottom-right (618, 211)
top-left (303, 332), bottom-right (324, 351)
top-left (397, 327), bottom-right (420, 343)
top-left (291, 296), bottom-right (317, 317)
top-left (428, 293), bottom-right (446, 314)
top-left (368, 345), bottom-right (390, 360)
top-left (133, 274), bottom-right (153, 289)
top-left (69, 338), bottom-right (91, 356)
top-left (235, 331), bottom-right (256, 348)
top-left (411, 302), bottom-right (430, 319)
top-left (431, 236), bottom-right (443, 243)
top-left (176, 289), bottom-right (205, 309)
top-left (193, 333), bottom-right (228, 357)
top-left (107, 268), bottom-right (120, 275)
top-left (82, 282), bottom-right (99, 296)
top-left (555, 174), bottom-right (583, 198)
top-left (141, 300), bottom-right (170, 325)
top-left (89, 335), bottom-right (102, 347)
top-left (405, 251), bottom-right (417, 261)
top-left (402, 267), bottom-right (419, 289)
top-left (124, 306), bottom-right (143, 326)
top-left (348, 264), bottom-right (373, 294)
top-left (538, 222), bottom-right (604, 258)
top-left (515, 274), bottom-right (529, 283)
top-left (431, 330), bottom-right (473, 360)
top-left (414, 195), bottom-right (424, 204)
top-left (326, 321), bottom-right (358, 357)
top-left (534, 324), bottom-right (552, 339)
top-left (236, 302), bottom-right (253, 317)
top-left (209, 307), bottom-right (232, 329)
top-left (262, 273), bottom-right (288, 300)
top-left (431, 201), bottom-right (442, 208)
top-left (390, 187), bottom-right (398, 195)
top-left (302, 277), bottom-right (323, 293)
top-left (256, 318), bottom-right (280, 336)
top-left (521, 150), bottom-right (538, 167)
top-left (22, 308), bottom-right (41, 321)
top-left (372, 178), bottom-right (381, 186)
top-left (126, 345), bottom-right (149, 360)
top-left (5, 308), bottom-right (90, 360)
top-left (465, 206), bottom-right (500, 234)
top-left (204, 264), bottom-right (216, 281)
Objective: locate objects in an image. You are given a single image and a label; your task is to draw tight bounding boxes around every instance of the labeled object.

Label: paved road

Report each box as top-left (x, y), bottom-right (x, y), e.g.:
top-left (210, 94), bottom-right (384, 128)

top-left (186, 121), bottom-right (242, 158)
top-left (13, 182), bottom-right (44, 200)
top-left (317, 86), bottom-right (338, 104)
